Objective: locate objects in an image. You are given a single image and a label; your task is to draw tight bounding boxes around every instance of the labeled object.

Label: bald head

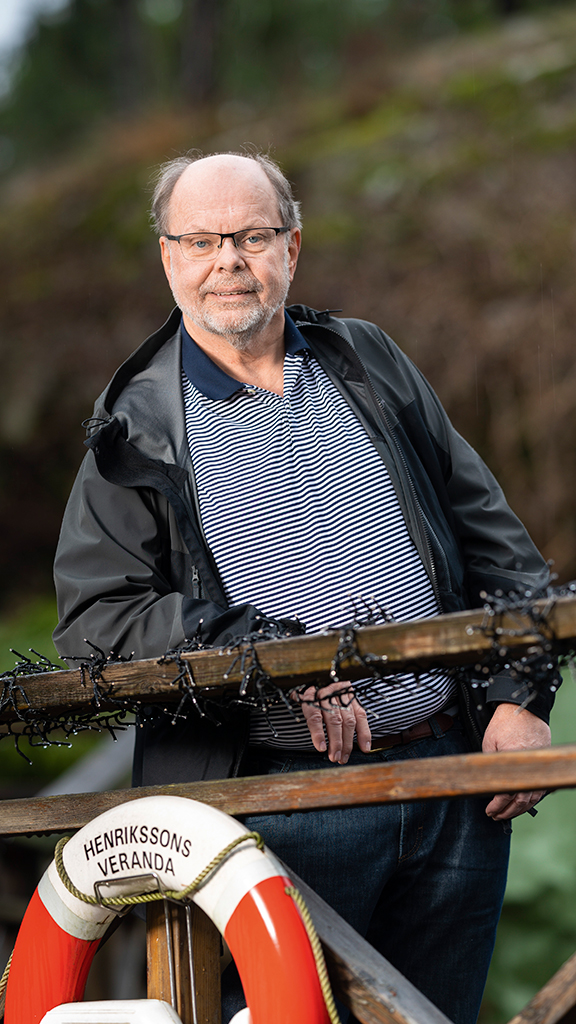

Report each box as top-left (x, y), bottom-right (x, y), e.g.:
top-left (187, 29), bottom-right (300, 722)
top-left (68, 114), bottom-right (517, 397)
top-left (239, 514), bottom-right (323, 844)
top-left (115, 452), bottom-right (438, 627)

top-left (166, 155), bottom-right (281, 237)
top-left (151, 150), bottom-right (301, 237)
top-left (173, 153), bottom-right (274, 195)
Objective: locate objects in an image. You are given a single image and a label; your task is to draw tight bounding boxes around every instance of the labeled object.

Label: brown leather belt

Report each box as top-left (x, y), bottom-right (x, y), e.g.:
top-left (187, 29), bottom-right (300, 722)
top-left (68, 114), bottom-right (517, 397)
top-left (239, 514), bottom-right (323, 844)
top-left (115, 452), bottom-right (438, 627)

top-left (361, 712), bottom-right (454, 753)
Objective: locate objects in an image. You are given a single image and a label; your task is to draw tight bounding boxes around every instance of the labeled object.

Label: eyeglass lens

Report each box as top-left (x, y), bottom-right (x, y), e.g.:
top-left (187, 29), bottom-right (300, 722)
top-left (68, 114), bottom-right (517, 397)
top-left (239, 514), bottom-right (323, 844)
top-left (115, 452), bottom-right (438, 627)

top-left (178, 228), bottom-right (280, 260)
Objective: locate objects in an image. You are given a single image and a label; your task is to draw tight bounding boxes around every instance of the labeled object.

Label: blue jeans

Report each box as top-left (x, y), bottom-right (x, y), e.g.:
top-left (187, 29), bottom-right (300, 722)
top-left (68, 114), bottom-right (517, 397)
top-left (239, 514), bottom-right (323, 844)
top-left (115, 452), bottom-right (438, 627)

top-left (222, 722), bottom-right (510, 1024)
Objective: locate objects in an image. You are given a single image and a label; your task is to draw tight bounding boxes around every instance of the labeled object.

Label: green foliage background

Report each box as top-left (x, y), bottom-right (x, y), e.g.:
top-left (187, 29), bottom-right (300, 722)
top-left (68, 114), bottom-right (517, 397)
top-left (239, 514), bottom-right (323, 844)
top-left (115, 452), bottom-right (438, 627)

top-left (2, 0), bottom-right (575, 170)
top-left (483, 678), bottom-right (576, 1022)
top-left (0, 598), bottom-right (107, 791)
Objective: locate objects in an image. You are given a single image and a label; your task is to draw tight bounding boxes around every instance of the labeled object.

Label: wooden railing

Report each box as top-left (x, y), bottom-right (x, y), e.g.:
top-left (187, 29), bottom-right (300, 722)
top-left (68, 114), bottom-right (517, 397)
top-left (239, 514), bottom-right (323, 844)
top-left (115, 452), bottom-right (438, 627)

top-left (3, 596), bottom-right (576, 719)
top-left (2, 600), bottom-right (576, 1024)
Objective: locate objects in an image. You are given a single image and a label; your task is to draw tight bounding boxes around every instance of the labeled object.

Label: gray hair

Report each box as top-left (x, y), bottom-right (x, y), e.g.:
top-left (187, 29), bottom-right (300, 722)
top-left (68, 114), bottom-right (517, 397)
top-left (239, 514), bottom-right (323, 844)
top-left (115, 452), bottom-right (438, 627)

top-left (150, 150), bottom-right (302, 236)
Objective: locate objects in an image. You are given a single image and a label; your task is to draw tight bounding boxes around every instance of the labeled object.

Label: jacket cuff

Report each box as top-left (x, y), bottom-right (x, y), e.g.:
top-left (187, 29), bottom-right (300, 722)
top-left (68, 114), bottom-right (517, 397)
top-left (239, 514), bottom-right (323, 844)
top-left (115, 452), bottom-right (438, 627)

top-left (485, 670), bottom-right (560, 725)
top-left (182, 598), bottom-right (305, 649)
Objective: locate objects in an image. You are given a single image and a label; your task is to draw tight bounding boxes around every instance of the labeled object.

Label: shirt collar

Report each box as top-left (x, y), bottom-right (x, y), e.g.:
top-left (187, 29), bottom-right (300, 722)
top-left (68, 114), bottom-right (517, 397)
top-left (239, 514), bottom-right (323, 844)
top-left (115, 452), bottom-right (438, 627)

top-left (181, 312), bottom-right (310, 400)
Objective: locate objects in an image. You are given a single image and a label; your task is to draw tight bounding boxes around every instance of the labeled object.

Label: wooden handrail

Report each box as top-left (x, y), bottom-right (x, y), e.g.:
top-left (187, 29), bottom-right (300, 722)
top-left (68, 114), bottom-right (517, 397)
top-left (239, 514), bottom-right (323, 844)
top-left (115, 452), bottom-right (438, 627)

top-left (2, 744), bottom-right (576, 838)
top-left (1, 595), bottom-right (575, 722)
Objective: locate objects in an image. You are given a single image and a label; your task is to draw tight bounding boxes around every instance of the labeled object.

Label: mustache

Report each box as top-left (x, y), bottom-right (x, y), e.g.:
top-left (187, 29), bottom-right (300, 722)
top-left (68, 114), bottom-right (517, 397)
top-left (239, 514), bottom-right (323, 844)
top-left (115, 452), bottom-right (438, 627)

top-left (199, 274), bottom-right (263, 298)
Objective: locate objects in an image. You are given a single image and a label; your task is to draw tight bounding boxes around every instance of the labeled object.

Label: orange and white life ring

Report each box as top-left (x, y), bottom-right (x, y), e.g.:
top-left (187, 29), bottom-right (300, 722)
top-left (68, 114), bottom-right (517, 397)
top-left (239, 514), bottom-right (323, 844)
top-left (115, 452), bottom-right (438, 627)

top-left (4, 795), bottom-right (331, 1024)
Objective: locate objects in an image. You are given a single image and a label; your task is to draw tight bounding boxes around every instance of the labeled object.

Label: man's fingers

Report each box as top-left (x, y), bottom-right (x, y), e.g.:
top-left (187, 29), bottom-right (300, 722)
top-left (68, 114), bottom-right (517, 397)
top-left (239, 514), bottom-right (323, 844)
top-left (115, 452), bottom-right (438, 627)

top-left (291, 682), bottom-right (372, 763)
top-left (482, 705), bottom-right (551, 820)
top-left (485, 793), bottom-right (516, 818)
top-left (294, 687), bottom-right (328, 752)
top-left (321, 697), bottom-right (353, 763)
top-left (352, 700), bottom-right (372, 754)
top-left (320, 684), bottom-right (370, 763)
top-left (292, 685), bottom-right (353, 758)
top-left (486, 790), bottom-right (546, 820)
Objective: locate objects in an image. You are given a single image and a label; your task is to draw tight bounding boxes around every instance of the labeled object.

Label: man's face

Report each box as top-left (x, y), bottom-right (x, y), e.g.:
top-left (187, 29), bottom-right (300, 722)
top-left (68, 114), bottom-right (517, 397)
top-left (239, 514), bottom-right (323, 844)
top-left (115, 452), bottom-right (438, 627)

top-left (159, 157), bottom-right (301, 349)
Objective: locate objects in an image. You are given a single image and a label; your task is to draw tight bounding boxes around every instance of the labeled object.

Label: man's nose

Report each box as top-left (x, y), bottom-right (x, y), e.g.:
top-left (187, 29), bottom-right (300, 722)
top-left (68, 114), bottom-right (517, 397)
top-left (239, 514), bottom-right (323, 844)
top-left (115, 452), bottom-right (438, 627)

top-left (216, 236), bottom-right (246, 270)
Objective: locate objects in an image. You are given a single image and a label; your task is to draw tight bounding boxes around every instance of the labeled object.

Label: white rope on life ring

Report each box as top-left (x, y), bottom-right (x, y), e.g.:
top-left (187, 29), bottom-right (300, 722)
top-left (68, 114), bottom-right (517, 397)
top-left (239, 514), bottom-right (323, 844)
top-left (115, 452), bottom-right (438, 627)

top-left (4, 795), bottom-right (333, 1024)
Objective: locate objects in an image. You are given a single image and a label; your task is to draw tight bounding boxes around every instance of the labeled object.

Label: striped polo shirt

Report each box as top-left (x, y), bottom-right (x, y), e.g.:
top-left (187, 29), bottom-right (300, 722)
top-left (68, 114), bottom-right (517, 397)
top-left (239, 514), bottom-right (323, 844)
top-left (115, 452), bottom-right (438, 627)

top-left (181, 314), bottom-right (455, 748)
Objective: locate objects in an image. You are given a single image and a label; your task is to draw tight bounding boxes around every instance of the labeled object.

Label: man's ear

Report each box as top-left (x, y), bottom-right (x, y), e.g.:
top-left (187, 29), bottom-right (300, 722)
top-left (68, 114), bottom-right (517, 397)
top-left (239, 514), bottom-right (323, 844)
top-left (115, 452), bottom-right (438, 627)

top-left (159, 236), bottom-right (172, 284)
top-left (287, 228), bottom-right (302, 282)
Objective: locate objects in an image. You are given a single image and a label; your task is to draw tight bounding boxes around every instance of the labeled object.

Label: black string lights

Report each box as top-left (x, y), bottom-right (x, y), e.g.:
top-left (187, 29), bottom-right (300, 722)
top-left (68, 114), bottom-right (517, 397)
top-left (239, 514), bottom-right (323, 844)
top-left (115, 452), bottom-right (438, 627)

top-left (0, 583), bottom-right (573, 761)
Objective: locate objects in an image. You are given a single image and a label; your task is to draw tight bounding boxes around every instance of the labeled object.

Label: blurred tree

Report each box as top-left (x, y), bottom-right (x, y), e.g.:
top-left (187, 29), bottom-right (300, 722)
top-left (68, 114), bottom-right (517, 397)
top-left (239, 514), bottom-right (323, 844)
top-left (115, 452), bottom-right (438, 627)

top-left (181, 0), bottom-right (224, 104)
top-left (0, 0), bottom-right (150, 162)
top-left (1, 0), bottom-right (576, 603)
top-left (3, 0), bottom-right (575, 174)
top-left (115, 0), bottom-right (148, 113)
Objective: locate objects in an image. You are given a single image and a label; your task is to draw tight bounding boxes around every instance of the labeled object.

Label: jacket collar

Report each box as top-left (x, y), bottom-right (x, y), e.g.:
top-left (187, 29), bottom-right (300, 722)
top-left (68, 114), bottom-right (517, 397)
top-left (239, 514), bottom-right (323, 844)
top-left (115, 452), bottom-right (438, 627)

top-left (88, 304), bottom-right (349, 454)
top-left (90, 307), bottom-right (188, 469)
top-left (95, 304), bottom-right (345, 419)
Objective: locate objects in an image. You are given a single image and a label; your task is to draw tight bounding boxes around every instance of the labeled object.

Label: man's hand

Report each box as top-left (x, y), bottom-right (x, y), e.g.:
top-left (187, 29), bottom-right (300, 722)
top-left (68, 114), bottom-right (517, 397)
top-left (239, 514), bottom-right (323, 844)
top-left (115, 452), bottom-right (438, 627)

top-left (292, 681), bottom-right (372, 763)
top-left (482, 702), bottom-right (551, 820)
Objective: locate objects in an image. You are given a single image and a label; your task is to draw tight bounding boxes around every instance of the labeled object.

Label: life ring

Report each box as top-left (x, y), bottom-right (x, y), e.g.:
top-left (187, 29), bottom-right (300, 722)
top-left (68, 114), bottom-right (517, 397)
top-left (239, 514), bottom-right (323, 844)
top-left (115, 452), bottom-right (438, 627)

top-left (4, 796), bottom-right (331, 1024)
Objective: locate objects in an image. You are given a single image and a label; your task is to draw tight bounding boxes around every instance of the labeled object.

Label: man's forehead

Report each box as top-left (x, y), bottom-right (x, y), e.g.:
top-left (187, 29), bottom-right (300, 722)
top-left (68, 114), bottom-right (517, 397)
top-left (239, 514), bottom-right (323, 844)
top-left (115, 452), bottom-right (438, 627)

top-left (170, 155), bottom-right (278, 217)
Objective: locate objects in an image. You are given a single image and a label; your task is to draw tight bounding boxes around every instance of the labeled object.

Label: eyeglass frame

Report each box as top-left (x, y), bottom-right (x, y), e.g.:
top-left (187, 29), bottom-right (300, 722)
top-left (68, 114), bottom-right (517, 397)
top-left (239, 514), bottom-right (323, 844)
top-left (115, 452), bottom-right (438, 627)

top-left (162, 226), bottom-right (290, 259)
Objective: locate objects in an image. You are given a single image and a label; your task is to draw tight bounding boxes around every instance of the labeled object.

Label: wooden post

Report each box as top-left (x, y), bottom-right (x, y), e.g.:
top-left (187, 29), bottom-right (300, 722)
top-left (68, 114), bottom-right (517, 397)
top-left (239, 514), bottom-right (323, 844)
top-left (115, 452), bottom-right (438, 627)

top-left (146, 900), bottom-right (221, 1024)
top-left (188, 903), bottom-right (223, 1024)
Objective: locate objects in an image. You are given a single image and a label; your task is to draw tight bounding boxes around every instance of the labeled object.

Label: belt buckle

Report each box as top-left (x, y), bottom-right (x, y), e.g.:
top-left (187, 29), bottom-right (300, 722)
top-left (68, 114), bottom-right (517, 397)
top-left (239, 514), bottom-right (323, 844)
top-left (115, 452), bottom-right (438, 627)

top-left (367, 738), bottom-right (397, 753)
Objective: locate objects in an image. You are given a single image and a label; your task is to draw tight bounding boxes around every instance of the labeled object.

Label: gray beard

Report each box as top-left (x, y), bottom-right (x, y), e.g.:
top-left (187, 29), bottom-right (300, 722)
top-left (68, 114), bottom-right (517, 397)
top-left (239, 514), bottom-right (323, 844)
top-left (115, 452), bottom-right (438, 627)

top-left (169, 252), bottom-right (291, 352)
top-left (180, 296), bottom-right (287, 351)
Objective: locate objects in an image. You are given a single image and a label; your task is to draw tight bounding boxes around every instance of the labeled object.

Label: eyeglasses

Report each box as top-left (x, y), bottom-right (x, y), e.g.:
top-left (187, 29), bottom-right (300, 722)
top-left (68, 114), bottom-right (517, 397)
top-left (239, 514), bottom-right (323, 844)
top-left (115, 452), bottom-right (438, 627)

top-left (163, 226), bottom-right (290, 261)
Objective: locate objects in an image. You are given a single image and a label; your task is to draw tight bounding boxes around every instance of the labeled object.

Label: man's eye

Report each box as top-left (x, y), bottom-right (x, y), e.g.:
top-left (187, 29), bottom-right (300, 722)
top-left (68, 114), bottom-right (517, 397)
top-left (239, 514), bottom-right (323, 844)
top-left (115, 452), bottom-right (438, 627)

top-left (192, 237), bottom-right (212, 249)
top-left (244, 233), bottom-right (265, 245)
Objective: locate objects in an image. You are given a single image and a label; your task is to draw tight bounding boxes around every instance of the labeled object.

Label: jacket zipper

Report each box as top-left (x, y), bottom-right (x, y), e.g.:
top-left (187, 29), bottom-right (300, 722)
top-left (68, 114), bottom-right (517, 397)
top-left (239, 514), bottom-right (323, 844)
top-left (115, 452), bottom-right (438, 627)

top-left (302, 321), bottom-right (444, 608)
top-left (191, 565), bottom-right (201, 600)
top-left (186, 451), bottom-right (228, 606)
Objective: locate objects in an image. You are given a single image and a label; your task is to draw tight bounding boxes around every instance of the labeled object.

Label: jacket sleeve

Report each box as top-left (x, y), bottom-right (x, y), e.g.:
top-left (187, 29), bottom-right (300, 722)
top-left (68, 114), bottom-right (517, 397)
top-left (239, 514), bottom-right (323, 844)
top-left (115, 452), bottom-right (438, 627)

top-left (52, 450), bottom-right (269, 664)
top-left (346, 319), bottom-right (557, 724)
top-left (446, 428), bottom-right (548, 592)
top-left (381, 336), bottom-right (558, 724)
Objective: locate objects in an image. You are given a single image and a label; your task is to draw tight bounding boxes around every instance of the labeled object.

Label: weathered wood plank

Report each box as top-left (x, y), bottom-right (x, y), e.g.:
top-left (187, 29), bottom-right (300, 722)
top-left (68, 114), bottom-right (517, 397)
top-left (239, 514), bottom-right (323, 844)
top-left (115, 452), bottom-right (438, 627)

top-left (286, 864), bottom-right (453, 1024)
top-left (146, 902), bottom-right (176, 1008)
top-left (1, 596), bottom-right (574, 722)
top-left (146, 902), bottom-right (221, 1024)
top-left (187, 904), bottom-right (221, 1024)
top-left (2, 745), bottom-right (576, 838)
top-left (507, 949), bottom-right (576, 1024)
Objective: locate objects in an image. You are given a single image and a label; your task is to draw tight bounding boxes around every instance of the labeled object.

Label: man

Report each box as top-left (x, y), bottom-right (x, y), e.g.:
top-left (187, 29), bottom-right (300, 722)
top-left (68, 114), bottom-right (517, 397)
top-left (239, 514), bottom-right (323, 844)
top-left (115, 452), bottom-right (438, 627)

top-left (53, 151), bottom-right (554, 1024)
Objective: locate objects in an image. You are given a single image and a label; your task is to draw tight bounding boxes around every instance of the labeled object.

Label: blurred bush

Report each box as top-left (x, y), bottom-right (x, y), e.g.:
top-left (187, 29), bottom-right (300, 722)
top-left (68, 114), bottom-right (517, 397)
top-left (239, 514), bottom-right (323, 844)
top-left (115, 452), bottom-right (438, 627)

top-left (2, 5), bottom-right (576, 603)
top-left (4, 0), bottom-right (572, 171)
top-left (0, 595), bottom-right (102, 796)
